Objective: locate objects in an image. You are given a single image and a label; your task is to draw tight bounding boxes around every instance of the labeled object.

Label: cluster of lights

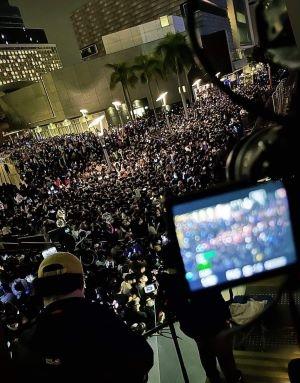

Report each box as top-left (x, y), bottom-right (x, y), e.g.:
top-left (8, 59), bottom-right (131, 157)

top-left (33, 109), bottom-right (108, 139)
top-left (0, 46), bottom-right (62, 85)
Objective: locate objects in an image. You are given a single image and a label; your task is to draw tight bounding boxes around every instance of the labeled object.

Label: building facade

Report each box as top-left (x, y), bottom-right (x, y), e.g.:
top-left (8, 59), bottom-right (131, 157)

top-left (0, 44), bottom-right (62, 87)
top-left (1, 28), bottom-right (184, 132)
top-left (71, 0), bottom-right (184, 59)
top-left (102, 16), bottom-right (185, 55)
top-left (0, 0), bottom-right (62, 88)
top-left (1, 15), bottom-right (189, 137)
top-left (0, 26), bottom-right (48, 45)
top-left (181, 0), bottom-right (255, 70)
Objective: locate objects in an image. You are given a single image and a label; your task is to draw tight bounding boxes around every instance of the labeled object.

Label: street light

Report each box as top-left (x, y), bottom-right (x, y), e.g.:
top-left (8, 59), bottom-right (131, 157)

top-left (214, 73), bottom-right (222, 95)
top-left (192, 79), bottom-right (201, 87)
top-left (156, 92), bottom-right (168, 105)
top-left (112, 101), bottom-right (121, 108)
top-left (192, 79), bottom-right (202, 100)
top-left (89, 115), bottom-right (112, 171)
top-left (80, 109), bottom-right (88, 132)
top-left (89, 115), bottom-right (105, 133)
top-left (80, 109), bottom-right (88, 116)
top-left (156, 92), bottom-right (170, 129)
top-left (112, 101), bottom-right (124, 125)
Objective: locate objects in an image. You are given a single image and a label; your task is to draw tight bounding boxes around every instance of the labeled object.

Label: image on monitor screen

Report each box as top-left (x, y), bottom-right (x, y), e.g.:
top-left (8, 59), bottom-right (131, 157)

top-left (172, 181), bottom-right (297, 292)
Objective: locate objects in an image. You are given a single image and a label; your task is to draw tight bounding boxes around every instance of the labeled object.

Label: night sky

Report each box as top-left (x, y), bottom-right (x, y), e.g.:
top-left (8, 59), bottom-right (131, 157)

top-left (11, 0), bottom-right (88, 67)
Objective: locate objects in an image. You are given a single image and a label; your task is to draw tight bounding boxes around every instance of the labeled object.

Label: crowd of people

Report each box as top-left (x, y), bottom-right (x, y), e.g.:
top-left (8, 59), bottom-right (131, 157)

top-left (0, 72), bottom-right (278, 338)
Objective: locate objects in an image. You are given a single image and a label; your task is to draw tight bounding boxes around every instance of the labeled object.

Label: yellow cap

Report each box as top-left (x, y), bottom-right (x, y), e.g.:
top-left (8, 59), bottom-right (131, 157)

top-left (38, 252), bottom-right (84, 278)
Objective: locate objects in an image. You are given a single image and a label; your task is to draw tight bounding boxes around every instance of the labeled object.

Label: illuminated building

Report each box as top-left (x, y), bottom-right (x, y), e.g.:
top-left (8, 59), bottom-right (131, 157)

top-left (0, 0), bottom-right (62, 88)
top-left (0, 45), bottom-right (62, 87)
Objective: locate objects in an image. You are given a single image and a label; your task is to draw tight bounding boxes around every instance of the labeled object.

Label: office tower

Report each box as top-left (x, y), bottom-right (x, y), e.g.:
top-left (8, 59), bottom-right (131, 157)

top-left (0, 0), bottom-right (62, 88)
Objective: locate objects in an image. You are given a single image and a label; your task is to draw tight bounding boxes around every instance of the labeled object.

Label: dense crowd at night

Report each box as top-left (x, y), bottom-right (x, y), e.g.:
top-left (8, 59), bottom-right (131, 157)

top-left (0, 72), bottom-right (278, 338)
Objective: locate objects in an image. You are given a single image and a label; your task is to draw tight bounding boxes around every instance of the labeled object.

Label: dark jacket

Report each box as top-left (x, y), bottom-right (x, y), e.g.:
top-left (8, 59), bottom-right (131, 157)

top-left (12, 297), bottom-right (153, 382)
top-left (177, 291), bottom-right (231, 339)
top-left (163, 274), bottom-right (230, 339)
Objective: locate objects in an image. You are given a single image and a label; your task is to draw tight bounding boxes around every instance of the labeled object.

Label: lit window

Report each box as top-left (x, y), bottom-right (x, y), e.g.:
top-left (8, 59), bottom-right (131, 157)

top-left (160, 16), bottom-right (170, 28)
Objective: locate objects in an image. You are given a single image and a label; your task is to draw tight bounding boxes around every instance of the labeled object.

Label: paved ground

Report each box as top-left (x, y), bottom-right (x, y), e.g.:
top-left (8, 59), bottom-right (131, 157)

top-left (148, 323), bottom-right (206, 383)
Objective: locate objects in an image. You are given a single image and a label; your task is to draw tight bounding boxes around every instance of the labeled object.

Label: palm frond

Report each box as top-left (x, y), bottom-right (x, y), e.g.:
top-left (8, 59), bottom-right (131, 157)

top-left (155, 33), bottom-right (194, 75)
top-left (127, 72), bottom-right (138, 87)
top-left (109, 72), bottom-right (120, 90)
top-left (106, 63), bottom-right (117, 69)
top-left (140, 72), bottom-right (147, 84)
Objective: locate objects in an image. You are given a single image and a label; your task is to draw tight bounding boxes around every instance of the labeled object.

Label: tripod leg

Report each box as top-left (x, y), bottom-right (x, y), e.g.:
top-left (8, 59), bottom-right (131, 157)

top-left (169, 322), bottom-right (190, 383)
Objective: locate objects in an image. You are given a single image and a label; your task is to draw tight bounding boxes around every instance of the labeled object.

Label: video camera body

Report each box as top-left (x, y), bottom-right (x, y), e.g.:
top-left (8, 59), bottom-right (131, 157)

top-left (165, 178), bottom-right (300, 297)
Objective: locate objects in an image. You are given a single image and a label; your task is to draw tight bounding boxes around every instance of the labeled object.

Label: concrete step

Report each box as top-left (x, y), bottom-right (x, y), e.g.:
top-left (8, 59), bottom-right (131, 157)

top-left (235, 349), bottom-right (300, 361)
top-left (234, 348), bottom-right (300, 383)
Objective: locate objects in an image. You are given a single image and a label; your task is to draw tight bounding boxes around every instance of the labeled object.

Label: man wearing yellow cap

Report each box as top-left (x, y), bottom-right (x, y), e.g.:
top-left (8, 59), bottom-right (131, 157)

top-left (11, 252), bottom-right (153, 382)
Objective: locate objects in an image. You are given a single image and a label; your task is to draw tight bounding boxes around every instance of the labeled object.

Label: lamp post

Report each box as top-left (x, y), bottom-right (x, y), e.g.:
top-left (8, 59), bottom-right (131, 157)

top-left (215, 72), bottom-right (222, 95)
top-left (192, 79), bottom-right (202, 100)
top-left (267, 63), bottom-right (273, 89)
top-left (192, 79), bottom-right (201, 87)
top-left (80, 109), bottom-right (88, 132)
top-left (156, 92), bottom-right (170, 129)
top-left (112, 101), bottom-right (124, 126)
top-left (89, 115), bottom-right (112, 171)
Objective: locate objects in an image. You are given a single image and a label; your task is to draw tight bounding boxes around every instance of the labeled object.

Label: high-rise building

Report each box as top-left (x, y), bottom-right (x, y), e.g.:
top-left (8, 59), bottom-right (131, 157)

top-left (0, 0), bottom-right (24, 28)
top-left (0, 26), bottom-right (48, 45)
top-left (0, 45), bottom-right (62, 87)
top-left (71, 0), bottom-right (184, 60)
top-left (0, 0), bottom-right (62, 89)
top-left (231, 0), bottom-right (254, 46)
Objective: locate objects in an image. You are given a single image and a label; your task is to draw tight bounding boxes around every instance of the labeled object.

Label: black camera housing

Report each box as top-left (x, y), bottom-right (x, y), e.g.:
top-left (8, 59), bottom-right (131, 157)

top-left (165, 177), bottom-right (300, 297)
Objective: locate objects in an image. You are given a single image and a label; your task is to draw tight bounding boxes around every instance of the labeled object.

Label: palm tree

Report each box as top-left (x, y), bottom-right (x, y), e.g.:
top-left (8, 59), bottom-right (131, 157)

top-left (133, 54), bottom-right (163, 122)
top-left (156, 33), bottom-right (194, 118)
top-left (106, 62), bottom-right (138, 121)
top-left (151, 55), bottom-right (167, 94)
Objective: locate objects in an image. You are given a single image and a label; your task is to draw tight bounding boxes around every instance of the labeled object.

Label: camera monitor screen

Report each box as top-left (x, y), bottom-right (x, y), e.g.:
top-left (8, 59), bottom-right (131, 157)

top-left (172, 181), bottom-right (297, 292)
